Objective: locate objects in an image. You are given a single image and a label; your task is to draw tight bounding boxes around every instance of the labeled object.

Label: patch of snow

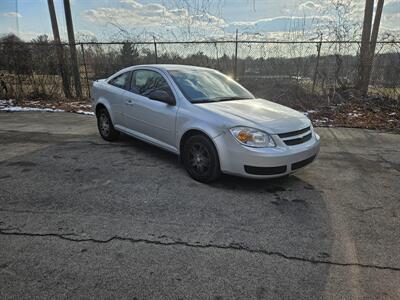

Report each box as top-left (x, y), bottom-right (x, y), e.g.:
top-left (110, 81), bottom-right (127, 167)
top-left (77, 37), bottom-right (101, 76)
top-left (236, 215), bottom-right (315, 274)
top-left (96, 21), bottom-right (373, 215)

top-left (313, 117), bottom-right (333, 125)
top-left (303, 109), bottom-right (318, 116)
top-left (75, 110), bottom-right (95, 116)
top-left (1, 106), bottom-right (64, 112)
top-left (0, 99), bottom-right (14, 108)
top-left (388, 112), bottom-right (396, 116)
top-left (348, 112), bottom-right (363, 118)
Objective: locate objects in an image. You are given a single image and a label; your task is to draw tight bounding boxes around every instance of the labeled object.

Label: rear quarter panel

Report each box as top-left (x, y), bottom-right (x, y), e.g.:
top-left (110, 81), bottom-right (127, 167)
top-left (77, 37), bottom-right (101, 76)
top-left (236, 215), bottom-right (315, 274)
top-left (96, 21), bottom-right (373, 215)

top-left (92, 80), bottom-right (121, 124)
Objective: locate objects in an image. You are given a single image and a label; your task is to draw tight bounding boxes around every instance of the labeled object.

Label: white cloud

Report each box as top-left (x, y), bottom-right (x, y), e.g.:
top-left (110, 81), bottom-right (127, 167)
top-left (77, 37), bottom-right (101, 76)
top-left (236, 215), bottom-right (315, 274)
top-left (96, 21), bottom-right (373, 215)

top-left (76, 30), bottom-right (96, 42)
top-left (299, 1), bottom-right (321, 11)
top-left (226, 16), bottom-right (331, 34)
top-left (0, 28), bottom-right (46, 41)
top-left (83, 0), bottom-right (226, 40)
top-left (383, 12), bottom-right (400, 30)
top-left (383, 0), bottom-right (400, 14)
top-left (84, 0), bottom-right (224, 29)
top-left (119, 0), bottom-right (144, 9)
top-left (81, 0), bottom-right (399, 41)
top-left (3, 12), bottom-right (22, 18)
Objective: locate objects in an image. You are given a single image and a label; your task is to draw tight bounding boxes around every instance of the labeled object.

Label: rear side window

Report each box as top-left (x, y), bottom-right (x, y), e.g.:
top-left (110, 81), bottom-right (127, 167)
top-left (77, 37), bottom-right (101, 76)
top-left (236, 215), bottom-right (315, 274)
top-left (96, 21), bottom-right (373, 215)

top-left (109, 71), bottom-right (131, 90)
top-left (130, 70), bottom-right (173, 98)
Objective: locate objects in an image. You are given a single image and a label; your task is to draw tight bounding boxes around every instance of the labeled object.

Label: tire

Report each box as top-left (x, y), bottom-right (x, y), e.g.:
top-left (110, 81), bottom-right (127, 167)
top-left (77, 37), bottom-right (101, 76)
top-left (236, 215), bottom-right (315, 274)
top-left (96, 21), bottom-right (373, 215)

top-left (97, 108), bottom-right (120, 141)
top-left (182, 134), bottom-right (221, 183)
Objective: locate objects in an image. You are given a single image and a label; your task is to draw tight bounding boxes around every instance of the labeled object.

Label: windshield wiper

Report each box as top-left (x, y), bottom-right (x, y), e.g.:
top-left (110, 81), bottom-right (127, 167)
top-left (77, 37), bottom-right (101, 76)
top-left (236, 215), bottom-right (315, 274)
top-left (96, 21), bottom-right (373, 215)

top-left (191, 99), bottom-right (217, 103)
top-left (213, 96), bottom-right (248, 102)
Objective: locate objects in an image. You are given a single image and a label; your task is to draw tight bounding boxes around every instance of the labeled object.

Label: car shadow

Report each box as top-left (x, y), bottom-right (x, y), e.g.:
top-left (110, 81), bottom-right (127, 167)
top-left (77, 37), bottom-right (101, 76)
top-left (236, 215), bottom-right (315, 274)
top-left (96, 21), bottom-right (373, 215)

top-left (116, 132), bottom-right (313, 192)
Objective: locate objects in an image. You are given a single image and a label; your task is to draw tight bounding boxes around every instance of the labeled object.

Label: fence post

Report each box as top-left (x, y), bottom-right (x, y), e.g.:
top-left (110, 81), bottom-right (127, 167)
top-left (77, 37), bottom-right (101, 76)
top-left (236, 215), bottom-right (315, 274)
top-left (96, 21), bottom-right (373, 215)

top-left (312, 35), bottom-right (323, 93)
top-left (80, 43), bottom-right (90, 99)
top-left (153, 36), bottom-right (158, 64)
top-left (234, 29), bottom-right (238, 80)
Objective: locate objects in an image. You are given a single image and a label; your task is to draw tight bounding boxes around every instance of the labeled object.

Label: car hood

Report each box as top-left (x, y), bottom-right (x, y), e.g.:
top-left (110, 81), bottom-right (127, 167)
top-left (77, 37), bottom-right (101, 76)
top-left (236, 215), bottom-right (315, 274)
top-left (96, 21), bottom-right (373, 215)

top-left (196, 98), bottom-right (310, 134)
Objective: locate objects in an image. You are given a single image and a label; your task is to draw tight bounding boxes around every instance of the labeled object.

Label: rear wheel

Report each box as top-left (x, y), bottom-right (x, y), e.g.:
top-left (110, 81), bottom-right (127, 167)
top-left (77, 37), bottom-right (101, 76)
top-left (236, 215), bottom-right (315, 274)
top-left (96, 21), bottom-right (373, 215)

top-left (97, 108), bottom-right (119, 141)
top-left (182, 135), bottom-right (221, 183)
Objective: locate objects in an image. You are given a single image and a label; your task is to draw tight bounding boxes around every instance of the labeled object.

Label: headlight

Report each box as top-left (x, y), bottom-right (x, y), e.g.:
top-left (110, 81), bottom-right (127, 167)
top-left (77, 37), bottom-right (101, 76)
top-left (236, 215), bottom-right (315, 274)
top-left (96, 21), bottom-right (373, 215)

top-left (229, 126), bottom-right (276, 148)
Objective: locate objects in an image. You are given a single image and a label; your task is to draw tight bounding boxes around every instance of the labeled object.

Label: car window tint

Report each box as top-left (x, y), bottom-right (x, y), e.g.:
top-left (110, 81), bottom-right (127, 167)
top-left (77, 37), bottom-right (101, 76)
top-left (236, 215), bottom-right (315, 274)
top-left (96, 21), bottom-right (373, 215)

top-left (109, 72), bottom-right (130, 90)
top-left (131, 70), bottom-right (172, 97)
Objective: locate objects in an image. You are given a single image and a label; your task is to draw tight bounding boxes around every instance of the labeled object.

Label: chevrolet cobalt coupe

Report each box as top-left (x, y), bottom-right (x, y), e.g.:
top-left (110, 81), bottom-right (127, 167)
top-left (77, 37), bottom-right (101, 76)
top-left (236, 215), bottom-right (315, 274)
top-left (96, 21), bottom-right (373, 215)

top-left (92, 65), bottom-right (320, 182)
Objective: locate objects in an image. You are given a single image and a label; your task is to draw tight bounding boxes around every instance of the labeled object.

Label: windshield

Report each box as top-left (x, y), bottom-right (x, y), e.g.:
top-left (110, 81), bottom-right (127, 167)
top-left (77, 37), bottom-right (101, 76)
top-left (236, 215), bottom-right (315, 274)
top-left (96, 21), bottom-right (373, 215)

top-left (168, 69), bottom-right (254, 103)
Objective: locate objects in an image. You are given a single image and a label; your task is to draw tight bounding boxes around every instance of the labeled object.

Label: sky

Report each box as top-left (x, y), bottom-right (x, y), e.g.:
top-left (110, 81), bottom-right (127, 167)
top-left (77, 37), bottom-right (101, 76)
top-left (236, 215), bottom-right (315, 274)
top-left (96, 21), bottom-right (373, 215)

top-left (0, 0), bottom-right (399, 42)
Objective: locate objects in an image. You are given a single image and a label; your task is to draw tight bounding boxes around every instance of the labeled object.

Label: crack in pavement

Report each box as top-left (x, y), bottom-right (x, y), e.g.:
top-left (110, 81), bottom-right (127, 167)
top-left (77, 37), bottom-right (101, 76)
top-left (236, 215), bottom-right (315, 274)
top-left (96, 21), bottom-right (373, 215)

top-left (346, 205), bottom-right (385, 213)
top-left (1, 229), bottom-right (399, 272)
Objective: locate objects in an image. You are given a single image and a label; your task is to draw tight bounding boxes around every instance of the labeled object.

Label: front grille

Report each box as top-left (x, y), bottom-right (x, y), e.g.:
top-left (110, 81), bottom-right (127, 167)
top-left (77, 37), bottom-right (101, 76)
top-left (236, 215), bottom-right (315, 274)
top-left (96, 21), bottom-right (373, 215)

top-left (291, 155), bottom-right (316, 170)
top-left (244, 165), bottom-right (287, 175)
top-left (277, 125), bottom-right (313, 146)
top-left (283, 133), bottom-right (312, 146)
top-left (278, 126), bottom-right (310, 138)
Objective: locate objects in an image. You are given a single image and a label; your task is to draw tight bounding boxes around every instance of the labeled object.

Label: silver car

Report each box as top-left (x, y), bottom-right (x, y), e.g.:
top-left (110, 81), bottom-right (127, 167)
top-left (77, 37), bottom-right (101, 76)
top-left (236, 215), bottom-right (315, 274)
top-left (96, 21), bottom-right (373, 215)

top-left (92, 65), bottom-right (320, 182)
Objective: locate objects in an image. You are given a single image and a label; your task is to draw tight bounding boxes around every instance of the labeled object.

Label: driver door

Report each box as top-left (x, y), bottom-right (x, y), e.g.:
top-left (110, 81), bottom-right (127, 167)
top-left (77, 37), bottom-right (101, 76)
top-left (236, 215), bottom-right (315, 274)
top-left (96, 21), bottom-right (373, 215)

top-left (123, 69), bottom-right (178, 151)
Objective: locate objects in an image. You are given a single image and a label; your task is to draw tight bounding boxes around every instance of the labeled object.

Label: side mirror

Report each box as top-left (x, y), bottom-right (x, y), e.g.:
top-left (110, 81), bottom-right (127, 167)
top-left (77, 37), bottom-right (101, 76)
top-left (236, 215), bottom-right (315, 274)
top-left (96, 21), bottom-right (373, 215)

top-left (148, 90), bottom-right (176, 106)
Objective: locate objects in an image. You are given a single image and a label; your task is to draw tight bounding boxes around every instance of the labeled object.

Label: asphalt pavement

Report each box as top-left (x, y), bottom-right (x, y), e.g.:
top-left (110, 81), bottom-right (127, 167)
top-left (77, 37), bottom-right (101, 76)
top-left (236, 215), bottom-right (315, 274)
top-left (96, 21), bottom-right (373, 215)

top-left (0, 112), bottom-right (399, 299)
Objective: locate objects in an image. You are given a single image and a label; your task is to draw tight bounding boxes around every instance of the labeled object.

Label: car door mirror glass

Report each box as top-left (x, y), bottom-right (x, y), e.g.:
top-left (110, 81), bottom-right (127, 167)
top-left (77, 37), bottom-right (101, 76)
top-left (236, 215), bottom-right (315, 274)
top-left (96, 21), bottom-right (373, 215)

top-left (148, 90), bottom-right (176, 105)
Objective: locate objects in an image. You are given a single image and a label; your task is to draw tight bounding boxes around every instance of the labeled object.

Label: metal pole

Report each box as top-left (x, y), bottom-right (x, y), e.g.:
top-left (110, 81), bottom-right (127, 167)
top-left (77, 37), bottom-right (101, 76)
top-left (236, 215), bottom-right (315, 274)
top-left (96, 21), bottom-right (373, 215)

top-left (63, 0), bottom-right (82, 98)
top-left (234, 29), bottom-right (238, 80)
top-left (80, 44), bottom-right (90, 99)
top-left (153, 36), bottom-right (158, 64)
top-left (312, 35), bottom-right (323, 93)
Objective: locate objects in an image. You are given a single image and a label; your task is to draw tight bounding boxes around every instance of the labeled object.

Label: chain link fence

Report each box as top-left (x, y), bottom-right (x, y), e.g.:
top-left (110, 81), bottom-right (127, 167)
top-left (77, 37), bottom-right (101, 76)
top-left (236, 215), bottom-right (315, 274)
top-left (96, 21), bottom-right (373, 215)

top-left (0, 40), bottom-right (399, 103)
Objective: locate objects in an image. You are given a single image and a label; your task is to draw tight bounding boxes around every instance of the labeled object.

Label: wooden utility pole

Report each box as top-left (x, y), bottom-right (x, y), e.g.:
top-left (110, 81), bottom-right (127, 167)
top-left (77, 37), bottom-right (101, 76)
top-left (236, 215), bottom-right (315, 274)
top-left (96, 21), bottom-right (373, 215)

top-left (234, 29), bottom-right (238, 80)
top-left (356, 0), bottom-right (385, 96)
top-left (312, 34), bottom-right (323, 93)
top-left (63, 0), bottom-right (82, 98)
top-left (365, 0), bottom-right (385, 88)
top-left (47, 0), bottom-right (71, 98)
top-left (357, 0), bottom-right (374, 95)
top-left (153, 36), bottom-right (158, 64)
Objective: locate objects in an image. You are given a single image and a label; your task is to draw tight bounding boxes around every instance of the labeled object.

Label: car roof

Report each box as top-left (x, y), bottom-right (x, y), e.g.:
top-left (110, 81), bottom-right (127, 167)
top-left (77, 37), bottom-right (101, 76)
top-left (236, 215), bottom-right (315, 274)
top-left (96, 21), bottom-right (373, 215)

top-left (129, 64), bottom-right (215, 72)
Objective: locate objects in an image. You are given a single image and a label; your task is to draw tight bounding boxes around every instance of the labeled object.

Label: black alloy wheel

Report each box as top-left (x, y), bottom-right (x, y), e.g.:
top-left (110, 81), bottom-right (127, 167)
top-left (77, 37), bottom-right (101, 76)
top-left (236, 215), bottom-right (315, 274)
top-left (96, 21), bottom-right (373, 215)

top-left (182, 134), bottom-right (221, 183)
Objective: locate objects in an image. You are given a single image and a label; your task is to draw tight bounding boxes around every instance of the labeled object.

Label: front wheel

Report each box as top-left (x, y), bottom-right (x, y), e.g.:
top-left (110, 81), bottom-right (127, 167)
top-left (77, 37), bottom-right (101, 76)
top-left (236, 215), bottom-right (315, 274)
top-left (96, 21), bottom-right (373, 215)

top-left (97, 108), bottom-right (120, 141)
top-left (182, 135), bottom-right (221, 183)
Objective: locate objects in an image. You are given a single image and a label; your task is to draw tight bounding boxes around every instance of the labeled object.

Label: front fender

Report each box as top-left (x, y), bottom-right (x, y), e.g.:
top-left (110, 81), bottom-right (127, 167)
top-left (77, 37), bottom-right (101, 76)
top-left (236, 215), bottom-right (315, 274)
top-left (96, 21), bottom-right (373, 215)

top-left (177, 122), bottom-right (224, 143)
top-left (176, 108), bottom-right (227, 158)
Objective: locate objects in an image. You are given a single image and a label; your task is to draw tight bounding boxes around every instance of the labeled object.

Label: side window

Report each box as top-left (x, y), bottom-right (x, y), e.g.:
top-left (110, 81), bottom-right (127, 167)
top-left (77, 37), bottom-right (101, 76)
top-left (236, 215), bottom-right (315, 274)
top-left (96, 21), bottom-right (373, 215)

top-left (130, 70), bottom-right (173, 98)
top-left (109, 71), bottom-right (131, 90)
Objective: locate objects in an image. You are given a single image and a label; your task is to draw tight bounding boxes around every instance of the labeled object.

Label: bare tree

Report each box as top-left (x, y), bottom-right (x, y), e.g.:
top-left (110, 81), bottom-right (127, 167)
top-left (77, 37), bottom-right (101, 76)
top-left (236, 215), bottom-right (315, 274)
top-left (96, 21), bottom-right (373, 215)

top-left (323, 0), bottom-right (359, 89)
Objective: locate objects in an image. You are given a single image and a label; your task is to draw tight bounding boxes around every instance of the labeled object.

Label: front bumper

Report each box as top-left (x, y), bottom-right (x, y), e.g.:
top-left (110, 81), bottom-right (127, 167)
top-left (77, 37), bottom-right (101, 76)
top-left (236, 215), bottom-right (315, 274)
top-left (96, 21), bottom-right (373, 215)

top-left (213, 130), bottom-right (320, 178)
